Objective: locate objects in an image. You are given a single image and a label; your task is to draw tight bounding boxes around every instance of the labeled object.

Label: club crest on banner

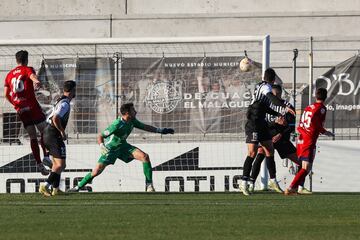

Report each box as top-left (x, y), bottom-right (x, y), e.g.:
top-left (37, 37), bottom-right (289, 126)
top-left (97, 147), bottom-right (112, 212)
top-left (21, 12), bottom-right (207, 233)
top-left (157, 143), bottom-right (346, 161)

top-left (145, 81), bottom-right (182, 114)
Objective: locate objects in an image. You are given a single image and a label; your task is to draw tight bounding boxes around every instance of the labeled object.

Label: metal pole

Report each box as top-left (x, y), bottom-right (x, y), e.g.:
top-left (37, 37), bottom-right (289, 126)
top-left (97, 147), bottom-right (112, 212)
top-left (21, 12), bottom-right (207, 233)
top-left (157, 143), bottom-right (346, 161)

top-left (308, 37), bottom-right (314, 192)
top-left (292, 49), bottom-right (298, 143)
top-left (113, 52), bottom-right (120, 118)
top-left (309, 36), bottom-right (313, 105)
top-left (259, 35), bottom-right (271, 190)
top-left (332, 101), bottom-right (336, 141)
top-left (293, 49), bottom-right (298, 110)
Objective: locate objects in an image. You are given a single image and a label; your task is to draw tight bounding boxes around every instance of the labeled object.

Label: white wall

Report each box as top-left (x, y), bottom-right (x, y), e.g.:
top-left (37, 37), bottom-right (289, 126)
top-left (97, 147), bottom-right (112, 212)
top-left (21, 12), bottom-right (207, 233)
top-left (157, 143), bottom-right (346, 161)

top-left (1, 141), bottom-right (359, 193)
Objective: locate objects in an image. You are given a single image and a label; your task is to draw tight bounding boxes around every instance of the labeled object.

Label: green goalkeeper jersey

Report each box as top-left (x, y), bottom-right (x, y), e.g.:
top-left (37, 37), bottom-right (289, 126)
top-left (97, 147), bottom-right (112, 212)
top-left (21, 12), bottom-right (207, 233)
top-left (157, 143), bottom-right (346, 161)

top-left (101, 118), bottom-right (145, 150)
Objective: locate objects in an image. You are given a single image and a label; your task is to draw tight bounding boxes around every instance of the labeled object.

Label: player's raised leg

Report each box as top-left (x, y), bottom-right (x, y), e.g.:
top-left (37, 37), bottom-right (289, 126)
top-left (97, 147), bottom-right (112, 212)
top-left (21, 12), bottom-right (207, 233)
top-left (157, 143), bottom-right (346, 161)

top-left (36, 121), bottom-right (52, 168)
top-left (25, 124), bottom-right (49, 176)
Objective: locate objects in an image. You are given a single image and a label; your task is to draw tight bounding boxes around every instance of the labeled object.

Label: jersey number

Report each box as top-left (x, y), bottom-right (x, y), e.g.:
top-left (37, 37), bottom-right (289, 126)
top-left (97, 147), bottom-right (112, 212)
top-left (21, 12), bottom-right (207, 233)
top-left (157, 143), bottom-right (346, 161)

top-left (300, 111), bottom-right (312, 129)
top-left (11, 75), bottom-right (24, 93)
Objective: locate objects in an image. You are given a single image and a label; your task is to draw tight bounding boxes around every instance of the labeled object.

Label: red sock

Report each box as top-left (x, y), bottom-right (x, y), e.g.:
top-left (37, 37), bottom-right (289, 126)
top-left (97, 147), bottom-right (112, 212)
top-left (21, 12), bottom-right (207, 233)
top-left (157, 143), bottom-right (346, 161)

top-left (30, 139), bottom-right (41, 164)
top-left (289, 168), bottom-right (308, 189)
top-left (40, 135), bottom-right (49, 157)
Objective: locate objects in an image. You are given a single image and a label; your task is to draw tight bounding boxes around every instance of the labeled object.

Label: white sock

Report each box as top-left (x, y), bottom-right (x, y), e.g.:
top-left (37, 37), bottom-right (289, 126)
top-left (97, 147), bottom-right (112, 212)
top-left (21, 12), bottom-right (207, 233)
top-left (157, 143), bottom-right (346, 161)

top-left (44, 182), bottom-right (51, 189)
top-left (269, 178), bottom-right (276, 183)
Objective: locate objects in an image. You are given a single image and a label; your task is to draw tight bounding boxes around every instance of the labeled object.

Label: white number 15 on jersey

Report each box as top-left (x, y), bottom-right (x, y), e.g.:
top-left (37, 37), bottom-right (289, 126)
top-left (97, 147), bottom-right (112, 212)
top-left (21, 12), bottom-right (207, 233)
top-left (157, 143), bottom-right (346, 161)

top-left (300, 111), bottom-right (312, 129)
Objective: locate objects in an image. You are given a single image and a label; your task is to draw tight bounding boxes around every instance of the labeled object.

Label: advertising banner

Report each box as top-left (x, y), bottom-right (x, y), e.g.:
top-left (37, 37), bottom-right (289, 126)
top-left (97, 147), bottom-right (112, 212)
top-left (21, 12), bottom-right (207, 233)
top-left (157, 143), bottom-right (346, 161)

top-left (121, 56), bottom-right (262, 134)
top-left (303, 54), bottom-right (360, 128)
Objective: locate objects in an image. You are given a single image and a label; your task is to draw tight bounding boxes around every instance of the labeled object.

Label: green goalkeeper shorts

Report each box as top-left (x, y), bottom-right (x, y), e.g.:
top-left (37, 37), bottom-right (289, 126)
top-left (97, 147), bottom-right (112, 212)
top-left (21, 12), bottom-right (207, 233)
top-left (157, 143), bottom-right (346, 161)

top-left (98, 142), bottom-right (137, 165)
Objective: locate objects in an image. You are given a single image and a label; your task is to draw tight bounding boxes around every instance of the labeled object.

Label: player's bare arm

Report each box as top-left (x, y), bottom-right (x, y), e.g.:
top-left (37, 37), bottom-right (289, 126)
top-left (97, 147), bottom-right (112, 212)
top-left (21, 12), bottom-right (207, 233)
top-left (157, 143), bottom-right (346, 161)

top-left (29, 73), bottom-right (41, 89)
top-left (52, 114), bottom-right (66, 140)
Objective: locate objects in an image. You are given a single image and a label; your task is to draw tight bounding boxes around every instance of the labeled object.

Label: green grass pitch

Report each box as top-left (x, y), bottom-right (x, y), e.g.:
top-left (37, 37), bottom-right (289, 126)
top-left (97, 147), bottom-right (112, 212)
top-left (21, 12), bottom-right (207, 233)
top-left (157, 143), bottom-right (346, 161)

top-left (0, 192), bottom-right (359, 240)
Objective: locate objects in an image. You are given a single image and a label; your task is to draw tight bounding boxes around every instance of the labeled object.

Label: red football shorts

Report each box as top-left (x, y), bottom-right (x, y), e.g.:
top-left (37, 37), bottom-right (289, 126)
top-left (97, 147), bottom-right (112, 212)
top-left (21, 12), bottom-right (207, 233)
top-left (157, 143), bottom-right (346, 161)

top-left (18, 104), bottom-right (46, 128)
top-left (296, 134), bottom-right (316, 163)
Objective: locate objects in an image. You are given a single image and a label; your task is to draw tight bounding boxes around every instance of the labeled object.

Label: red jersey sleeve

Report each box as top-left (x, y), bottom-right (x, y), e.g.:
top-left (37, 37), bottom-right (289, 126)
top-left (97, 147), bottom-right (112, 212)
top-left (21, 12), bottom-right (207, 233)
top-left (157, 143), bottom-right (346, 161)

top-left (25, 67), bottom-right (35, 78)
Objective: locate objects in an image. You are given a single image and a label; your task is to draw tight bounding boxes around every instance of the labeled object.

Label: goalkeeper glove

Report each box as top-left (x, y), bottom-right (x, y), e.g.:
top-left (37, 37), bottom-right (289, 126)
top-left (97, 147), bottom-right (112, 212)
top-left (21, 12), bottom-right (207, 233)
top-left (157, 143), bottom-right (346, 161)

top-left (156, 128), bottom-right (175, 134)
top-left (99, 143), bottom-right (109, 155)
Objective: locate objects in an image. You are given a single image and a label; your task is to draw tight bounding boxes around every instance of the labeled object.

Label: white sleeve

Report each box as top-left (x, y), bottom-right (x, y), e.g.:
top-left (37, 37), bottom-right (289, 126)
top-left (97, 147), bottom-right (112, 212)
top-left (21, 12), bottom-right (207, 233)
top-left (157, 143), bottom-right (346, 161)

top-left (260, 84), bottom-right (272, 96)
top-left (54, 102), bottom-right (70, 118)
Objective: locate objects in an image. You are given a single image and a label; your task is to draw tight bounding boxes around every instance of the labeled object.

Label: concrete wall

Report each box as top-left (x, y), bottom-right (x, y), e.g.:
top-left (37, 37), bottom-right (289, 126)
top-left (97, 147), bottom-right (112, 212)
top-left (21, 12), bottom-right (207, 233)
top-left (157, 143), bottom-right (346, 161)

top-left (128, 0), bottom-right (360, 14)
top-left (2, 0), bottom-right (360, 15)
top-left (0, 0), bottom-right (125, 16)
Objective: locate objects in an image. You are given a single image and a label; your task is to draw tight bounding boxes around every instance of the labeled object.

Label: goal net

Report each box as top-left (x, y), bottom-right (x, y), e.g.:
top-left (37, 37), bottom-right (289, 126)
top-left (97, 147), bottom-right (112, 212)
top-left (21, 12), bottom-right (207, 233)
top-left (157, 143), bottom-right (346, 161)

top-left (0, 36), bottom-right (270, 193)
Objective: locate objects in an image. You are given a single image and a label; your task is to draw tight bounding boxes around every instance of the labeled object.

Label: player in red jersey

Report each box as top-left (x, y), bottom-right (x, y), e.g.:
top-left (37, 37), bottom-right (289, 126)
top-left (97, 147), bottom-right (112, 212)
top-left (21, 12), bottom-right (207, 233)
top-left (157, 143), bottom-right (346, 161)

top-left (4, 50), bottom-right (50, 175)
top-left (284, 88), bottom-right (334, 195)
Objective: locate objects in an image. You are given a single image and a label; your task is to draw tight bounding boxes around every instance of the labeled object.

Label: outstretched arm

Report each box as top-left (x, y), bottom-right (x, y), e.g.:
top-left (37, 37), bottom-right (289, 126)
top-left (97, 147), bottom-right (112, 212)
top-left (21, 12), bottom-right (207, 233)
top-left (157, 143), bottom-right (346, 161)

top-left (266, 92), bottom-right (286, 107)
top-left (142, 124), bottom-right (175, 134)
top-left (133, 118), bottom-right (174, 134)
top-left (322, 130), bottom-right (335, 137)
top-left (266, 93), bottom-right (296, 116)
top-left (29, 73), bottom-right (41, 90)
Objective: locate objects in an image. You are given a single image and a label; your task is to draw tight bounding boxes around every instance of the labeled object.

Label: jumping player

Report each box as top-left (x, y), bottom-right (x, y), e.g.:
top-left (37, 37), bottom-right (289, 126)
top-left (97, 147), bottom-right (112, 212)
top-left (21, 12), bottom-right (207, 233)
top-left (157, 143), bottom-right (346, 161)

top-left (239, 68), bottom-right (296, 196)
top-left (39, 80), bottom-right (76, 196)
top-left (4, 50), bottom-right (49, 175)
top-left (285, 88), bottom-right (334, 195)
top-left (68, 102), bottom-right (175, 193)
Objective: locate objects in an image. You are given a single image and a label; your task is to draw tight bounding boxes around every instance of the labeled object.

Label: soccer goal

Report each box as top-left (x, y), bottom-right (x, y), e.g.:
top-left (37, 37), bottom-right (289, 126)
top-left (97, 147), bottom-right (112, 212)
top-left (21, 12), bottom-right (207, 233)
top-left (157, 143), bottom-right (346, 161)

top-left (0, 35), bottom-right (271, 193)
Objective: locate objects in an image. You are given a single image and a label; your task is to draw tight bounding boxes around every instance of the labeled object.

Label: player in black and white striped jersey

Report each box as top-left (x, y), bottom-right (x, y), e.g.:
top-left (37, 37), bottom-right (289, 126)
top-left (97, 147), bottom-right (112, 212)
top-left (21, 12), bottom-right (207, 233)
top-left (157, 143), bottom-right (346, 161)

top-left (248, 84), bottom-right (312, 194)
top-left (239, 68), bottom-right (296, 196)
top-left (39, 80), bottom-right (76, 197)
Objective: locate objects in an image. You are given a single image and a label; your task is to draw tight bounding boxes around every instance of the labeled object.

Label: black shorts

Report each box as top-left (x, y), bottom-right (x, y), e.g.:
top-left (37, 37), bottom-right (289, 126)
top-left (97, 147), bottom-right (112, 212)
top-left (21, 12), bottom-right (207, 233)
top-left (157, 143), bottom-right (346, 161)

top-left (274, 139), bottom-right (296, 159)
top-left (245, 120), bottom-right (272, 144)
top-left (43, 124), bottom-right (66, 159)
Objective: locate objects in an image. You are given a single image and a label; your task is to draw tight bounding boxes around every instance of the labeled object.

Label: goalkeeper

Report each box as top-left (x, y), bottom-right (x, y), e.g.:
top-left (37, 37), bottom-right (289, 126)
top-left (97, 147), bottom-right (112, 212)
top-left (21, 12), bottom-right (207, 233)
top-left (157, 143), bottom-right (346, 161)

top-left (69, 102), bottom-right (174, 192)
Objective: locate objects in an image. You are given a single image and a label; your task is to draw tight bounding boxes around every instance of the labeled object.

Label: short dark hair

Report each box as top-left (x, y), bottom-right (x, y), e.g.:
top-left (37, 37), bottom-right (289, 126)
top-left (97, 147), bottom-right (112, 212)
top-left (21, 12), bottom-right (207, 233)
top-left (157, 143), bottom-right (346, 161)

top-left (16, 50), bottom-right (28, 65)
top-left (63, 80), bottom-right (76, 92)
top-left (120, 102), bottom-right (134, 115)
top-left (271, 84), bottom-right (282, 93)
top-left (264, 68), bottom-right (276, 83)
top-left (315, 88), bottom-right (327, 101)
